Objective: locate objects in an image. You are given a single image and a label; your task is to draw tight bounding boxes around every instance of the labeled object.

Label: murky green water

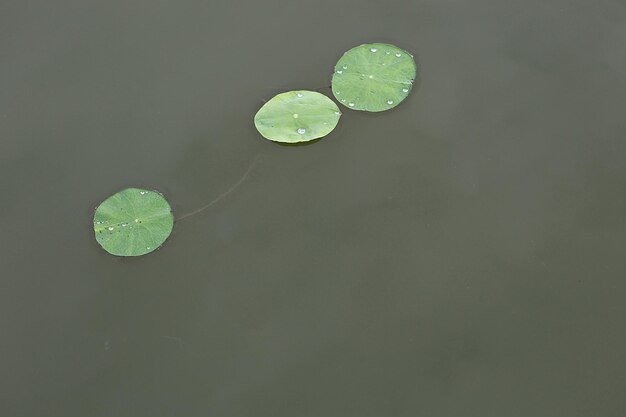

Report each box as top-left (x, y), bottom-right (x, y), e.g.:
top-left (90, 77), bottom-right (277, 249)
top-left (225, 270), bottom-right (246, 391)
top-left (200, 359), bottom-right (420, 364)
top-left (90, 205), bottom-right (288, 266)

top-left (2, 0), bottom-right (626, 416)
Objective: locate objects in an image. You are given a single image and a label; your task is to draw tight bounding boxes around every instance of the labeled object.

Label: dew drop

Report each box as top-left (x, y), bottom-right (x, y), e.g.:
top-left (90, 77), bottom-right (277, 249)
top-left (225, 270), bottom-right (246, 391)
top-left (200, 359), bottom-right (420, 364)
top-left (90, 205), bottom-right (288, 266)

top-left (348, 102), bottom-right (355, 107)
top-left (107, 227), bottom-right (114, 231)
top-left (342, 65), bottom-right (348, 69)
top-left (334, 111), bottom-right (341, 115)
top-left (297, 93), bottom-right (303, 98)
top-left (341, 99), bottom-right (346, 102)
top-left (387, 100), bottom-right (394, 105)
top-left (134, 219), bottom-right (139, 223)
top-left (402, 88), bottom-right (409, 93)
top-left (336, 70), bottom-right (343, 74)
top-left (293, 113), bottom-right (299, 118)
top-left (297, 128), bottom-right (306, 134)
top-left (139, 191), bottom-right (146, 195)
top-left (122, 223), bottom-right (128, 227)
top-left (395, 53), bottom-right (401, 57)
top-left (146, 247), bottom-right (151, 250)
top-left (370, 48), bottom-right (377, 52)
top-left (368, 75), bottom-right (373, 79)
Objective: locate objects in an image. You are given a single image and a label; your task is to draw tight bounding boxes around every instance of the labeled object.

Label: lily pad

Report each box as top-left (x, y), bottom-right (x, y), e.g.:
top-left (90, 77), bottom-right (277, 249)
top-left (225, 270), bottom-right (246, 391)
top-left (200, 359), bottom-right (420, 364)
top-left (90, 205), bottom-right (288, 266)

top-left (93, 188), bottom-right (174, 257)
top-left (254, 90), bottom-right (341, 143)
top-left (331, 43), bottom-right (417, 112)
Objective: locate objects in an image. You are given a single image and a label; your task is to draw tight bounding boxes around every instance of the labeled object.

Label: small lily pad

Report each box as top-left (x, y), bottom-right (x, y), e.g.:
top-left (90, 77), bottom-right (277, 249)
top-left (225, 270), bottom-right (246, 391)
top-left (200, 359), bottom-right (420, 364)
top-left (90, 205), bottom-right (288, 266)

top-left (332, 43), bottom-right (417, 112)
top-left (93, 188), bottom-right (174, 257)
top-left (254, 90), bottom-right (341, 143)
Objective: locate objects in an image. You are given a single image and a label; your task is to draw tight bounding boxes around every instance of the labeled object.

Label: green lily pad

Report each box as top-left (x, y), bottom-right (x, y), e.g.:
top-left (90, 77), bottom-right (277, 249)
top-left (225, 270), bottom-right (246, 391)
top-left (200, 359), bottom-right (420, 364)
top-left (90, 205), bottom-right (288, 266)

top-left (331, 43), bottom-right (417, 112)
top-left (93, 188), bottom-right (174, 257)
top-left (254, 90), bottom-right (341, 143)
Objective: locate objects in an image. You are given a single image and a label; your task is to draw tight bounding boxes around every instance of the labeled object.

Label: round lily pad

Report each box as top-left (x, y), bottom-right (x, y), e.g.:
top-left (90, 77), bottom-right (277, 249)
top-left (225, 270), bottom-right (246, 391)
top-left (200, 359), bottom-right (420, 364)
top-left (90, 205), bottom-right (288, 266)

top-left (254, 90), bottom-right (341, 143)
top-left (331, 43), bottom-right (417, 112)
top-left (93, 188), bottom-right (174, 257)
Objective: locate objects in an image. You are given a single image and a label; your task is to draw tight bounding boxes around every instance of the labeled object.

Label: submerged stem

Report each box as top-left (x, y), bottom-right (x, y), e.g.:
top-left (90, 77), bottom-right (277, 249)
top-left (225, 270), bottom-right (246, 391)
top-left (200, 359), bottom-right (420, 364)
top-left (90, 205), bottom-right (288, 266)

top-left (313, 85), bottom-right (332, 92)
top-left (174, 155), bottom-right (261, 222)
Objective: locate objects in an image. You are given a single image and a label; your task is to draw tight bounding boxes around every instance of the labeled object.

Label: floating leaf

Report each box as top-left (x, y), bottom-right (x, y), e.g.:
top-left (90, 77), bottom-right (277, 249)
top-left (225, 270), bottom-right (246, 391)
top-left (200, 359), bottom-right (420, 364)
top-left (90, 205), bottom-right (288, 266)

top-left (93, 188), bottom-right (173, 257)
top-left (331, 43), bottom-right (417, 112)
top-left (254, 90), bottom-right (341, 143)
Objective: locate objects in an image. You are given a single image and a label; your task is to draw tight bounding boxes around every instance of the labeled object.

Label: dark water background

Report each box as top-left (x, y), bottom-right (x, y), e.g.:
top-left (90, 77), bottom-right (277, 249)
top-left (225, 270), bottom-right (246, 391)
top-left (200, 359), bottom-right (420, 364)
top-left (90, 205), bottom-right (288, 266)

top-left (1, 0), bottom-right (626, 416)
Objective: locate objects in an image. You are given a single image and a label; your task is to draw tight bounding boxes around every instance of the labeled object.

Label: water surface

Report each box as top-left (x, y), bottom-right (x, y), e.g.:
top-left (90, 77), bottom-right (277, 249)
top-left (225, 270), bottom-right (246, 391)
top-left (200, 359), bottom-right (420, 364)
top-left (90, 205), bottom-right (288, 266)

top-left (1, 0), bottom-right (626, 416)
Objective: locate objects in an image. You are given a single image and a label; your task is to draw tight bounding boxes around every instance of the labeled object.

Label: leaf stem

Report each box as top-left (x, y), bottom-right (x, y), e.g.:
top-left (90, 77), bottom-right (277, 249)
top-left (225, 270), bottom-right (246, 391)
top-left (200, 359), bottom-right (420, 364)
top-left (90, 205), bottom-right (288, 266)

top-left (174, 155), bottom-right (262, 222)
top-left (312, 85), bottom-right (332, 92)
